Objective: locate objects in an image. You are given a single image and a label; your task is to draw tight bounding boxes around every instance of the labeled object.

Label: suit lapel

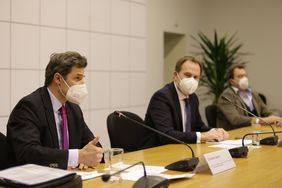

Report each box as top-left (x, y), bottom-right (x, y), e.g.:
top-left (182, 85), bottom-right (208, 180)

top-left (251, 94), bottom-right (261, 116)
top-left (40, 87), bottom-right (60, 148)
top-left (168, 82), bottom-right (183, 131)
top-left (230, 88), bottom-right (249, 116)
top-left (189, 94), bottom-right (195, 130)
top-left (65, 103), bottom-right (77, 149)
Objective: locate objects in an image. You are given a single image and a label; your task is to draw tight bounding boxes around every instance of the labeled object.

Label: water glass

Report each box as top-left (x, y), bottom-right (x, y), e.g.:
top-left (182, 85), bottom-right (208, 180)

top-left (251, 123), bottom-right (261, 146)
top-left (103, 148), bottom-right (124, 182)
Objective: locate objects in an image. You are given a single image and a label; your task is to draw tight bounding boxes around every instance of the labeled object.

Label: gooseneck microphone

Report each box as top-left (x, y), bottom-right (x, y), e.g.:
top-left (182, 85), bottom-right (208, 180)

top-left (101, 161), bottom-right (169, 188)
top-left (114, 111), bottom-right (199, 172)
top-left (229, 131), bottom-right (282, 158)
top-left (241, 130), bottom-right (282, 146)
top-left (222, 96), bottom-right (278, 145)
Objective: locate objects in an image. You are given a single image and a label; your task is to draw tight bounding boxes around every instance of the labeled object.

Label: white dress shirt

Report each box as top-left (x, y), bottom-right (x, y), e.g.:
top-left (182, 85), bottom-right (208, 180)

top-left (232, 86), bottom-right (254, 111)
top-left (173, 82), bottom-right (201, 143)
top-left (47, 88), bottom-right (78, 167)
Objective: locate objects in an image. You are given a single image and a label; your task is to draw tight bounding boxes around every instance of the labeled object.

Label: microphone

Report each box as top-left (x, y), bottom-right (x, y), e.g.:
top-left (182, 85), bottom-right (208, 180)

top-left (241, 130), bottom-right (282, 145)
top-left (114, 111), bottom-right (199, 172)
top-left (229, 130), bottom-right (282, 158)
top-left (222, 96), bottom-right (278, 145)
top-left (101, 161), bottom-right (169, 188)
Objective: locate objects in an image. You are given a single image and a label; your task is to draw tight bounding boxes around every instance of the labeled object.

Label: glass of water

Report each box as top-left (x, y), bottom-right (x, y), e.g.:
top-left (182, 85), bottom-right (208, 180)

top-left (251, 123), bottom-right (261, 146)
top-left (103, 148), bottom-right (124, 182)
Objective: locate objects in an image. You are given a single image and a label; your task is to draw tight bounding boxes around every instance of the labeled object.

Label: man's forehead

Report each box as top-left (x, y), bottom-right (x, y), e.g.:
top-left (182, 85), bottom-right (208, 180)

top-left (180, 61), bottom-right (200, 74)
top-left (68, 67), bottom-right (85, 76)
top-left (234, 68), bottom-right (246, 74)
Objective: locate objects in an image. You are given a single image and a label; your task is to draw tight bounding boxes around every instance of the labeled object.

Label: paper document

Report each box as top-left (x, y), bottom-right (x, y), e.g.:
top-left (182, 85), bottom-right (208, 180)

top-left (0, 164), bottom-right (76, 186)
top-left (75, 171), bottom-right (103, 180)
top-left (207, 139), bottom-right (252, 149)
top-left (111, 162), bottom-right (166, 174)
top-left (110, 162), bottom-right (194, 181)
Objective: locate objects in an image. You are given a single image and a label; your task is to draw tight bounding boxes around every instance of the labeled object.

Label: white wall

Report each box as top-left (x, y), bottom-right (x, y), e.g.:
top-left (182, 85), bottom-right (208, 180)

top-left (1, 0), bottom-right (282, 146)
top-left (147, 0), bottom-right (282, 123)
top-left (197, 0), bottom-right (282, 111)
top-left (147, 0), bottom-right (208, 121)
top-left (0, 0), bottom-right (147, 148)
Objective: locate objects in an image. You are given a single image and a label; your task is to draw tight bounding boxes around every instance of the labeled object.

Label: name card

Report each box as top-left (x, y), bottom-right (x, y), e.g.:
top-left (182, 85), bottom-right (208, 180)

top-left (194, 149), bottom-right (236, 175)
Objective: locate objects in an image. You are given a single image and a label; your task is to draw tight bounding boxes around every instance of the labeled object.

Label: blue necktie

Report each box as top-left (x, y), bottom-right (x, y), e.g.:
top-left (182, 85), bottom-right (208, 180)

top-left (184, 98), bottom-right (191, 132)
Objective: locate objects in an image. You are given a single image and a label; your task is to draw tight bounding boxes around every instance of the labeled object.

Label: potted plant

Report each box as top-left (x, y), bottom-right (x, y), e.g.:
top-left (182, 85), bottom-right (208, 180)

top-left (191, 30), bottom-right (248, 104)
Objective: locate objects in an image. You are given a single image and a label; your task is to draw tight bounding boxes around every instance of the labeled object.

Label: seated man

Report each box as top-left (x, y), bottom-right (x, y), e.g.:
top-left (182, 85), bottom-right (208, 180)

top-left (7, 51), bottom-right (103, 169)
top-left (217, 64), bottom-right (282, 130)
top-left (144, 56), bottom-right (229, 146)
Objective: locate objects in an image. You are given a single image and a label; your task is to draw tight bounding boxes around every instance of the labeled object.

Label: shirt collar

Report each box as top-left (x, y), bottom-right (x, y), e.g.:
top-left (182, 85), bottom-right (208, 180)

top-left (231, 86), bottom-right (252, 94)
top-left (47, 87), bottom-right (63, 113)
top-left (174, 81), bottom-right (188, 101)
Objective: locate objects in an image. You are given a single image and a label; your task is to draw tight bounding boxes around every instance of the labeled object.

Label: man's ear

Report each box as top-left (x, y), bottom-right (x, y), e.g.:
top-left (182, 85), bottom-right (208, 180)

top-left (173, 71), bottom-right (178, 81)
top-left (229, 78), bottom-right (235, 86)
top-left (53, 73), bottom-right (61, 85)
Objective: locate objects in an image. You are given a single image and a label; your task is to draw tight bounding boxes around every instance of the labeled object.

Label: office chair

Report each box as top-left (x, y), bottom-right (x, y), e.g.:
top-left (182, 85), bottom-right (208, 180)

top-left (107, 111), bottom-right (150, 152)
top-left (205, 104), bottom-right (218, 128)
top-left (0, 132), bottom-right (9, 170)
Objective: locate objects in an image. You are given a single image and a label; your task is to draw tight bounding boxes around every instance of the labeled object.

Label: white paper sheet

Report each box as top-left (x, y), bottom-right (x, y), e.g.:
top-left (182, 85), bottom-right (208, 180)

top-left (0, 164), bottom-right (76, 186)
top-left (207, 139), bottom-right (252, 149)
top-left (75, 171), bottom-right (103, 180)
top-left (121, 172), bottom-right (195, 181)
top-left (111, 162), bottom-right (166, 174)
top-left (109, 162), bottom-right (194, 181)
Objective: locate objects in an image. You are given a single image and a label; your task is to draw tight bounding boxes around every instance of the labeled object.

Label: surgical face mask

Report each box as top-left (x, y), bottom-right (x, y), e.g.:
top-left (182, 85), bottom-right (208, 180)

top-left (238, 76), bottom-right (249, 90)
top-left (59, 77), bottom-right (88, 105)
top-left (177, 74), bottom-right (199, 96)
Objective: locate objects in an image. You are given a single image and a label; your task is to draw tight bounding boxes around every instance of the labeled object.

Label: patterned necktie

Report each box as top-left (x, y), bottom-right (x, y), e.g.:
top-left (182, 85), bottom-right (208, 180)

top-left (239, 90), bottom-right (254, 111)
top-left (60, 105), bottom-right (68, 150)
top-left (184, 98), bottom-right (191, 132)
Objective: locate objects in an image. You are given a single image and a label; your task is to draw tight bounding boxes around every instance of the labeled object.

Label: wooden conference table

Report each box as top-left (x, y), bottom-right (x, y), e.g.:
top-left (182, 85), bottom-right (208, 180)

top-left (83, 126), bottom-right (282, 187)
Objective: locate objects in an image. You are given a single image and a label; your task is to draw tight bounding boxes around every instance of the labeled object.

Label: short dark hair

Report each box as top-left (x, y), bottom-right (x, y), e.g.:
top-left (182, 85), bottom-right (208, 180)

top-left (174, 56), bottom-right (202, 74)
top-left (226, 63), bottom-right (246, 80)
top-left (44, 51), bottom-right (87, 86)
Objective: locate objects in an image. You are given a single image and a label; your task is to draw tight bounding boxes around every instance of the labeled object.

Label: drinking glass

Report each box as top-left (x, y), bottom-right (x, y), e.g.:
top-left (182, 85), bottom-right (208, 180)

top-left (251, 123), bottom-right (261, 146)
top-left (103, 148), bottom-right (124, 182)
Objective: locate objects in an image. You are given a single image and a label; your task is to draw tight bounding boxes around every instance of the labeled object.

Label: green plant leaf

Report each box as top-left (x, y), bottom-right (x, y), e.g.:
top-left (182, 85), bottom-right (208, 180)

top-left (192, 31), bottom-right (248, 103)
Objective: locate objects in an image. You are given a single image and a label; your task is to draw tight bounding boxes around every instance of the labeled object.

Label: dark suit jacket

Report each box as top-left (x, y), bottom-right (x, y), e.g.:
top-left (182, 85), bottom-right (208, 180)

top-left (7, 87), bottom-right (100, 169)
top-left (144, 82), bottom-right (210, 147)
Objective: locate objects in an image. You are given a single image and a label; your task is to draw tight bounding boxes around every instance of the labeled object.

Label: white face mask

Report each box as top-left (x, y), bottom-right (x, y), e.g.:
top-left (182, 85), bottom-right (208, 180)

top-left (59, 77), bottom-right (88, 105)
top-left (239, 76), bottom-right (249, 90)
top-left (177, 74), bottom-right (199, 96)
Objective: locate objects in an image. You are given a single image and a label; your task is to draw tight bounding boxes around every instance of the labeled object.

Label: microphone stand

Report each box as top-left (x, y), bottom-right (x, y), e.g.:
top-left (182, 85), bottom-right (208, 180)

top-left (222, 96), bottom-right (278, 145)
top-left (114, 111), bottom-right (199, 172)
top-left (229, 130), bottom-right (282, 158)
top-left (242, 130), bottom-right (282, 146)
top-left (101, 161), bottom-right (169, 188)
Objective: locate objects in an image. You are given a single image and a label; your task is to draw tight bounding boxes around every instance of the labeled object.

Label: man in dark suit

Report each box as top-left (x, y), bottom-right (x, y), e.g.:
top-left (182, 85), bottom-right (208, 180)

top-left (7, 51), bottom-right (103, 169)
top-left (145, 56), bottom-right (229, 146)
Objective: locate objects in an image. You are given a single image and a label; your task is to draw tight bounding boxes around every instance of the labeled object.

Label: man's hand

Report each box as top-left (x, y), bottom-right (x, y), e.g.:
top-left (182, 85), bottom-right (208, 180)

top-left (201, 128), bottom-right (229, 142)
top-left (78, 137), bottom-right (103, 168)
top-left (260, 115), bottom-right (282, 125)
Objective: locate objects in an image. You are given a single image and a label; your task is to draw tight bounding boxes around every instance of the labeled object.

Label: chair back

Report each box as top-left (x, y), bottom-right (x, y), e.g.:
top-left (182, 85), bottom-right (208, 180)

top-left (0, 132), bottom-right (9, 170)
top-left (107, 111), bottom-right (149, 152)
top-left (205, 104), bottom-right (218, 128)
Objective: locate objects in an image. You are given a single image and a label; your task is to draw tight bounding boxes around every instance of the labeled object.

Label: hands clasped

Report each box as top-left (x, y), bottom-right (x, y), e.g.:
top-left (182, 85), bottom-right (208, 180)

top-left (201, 128), bottom-right (229, 142)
